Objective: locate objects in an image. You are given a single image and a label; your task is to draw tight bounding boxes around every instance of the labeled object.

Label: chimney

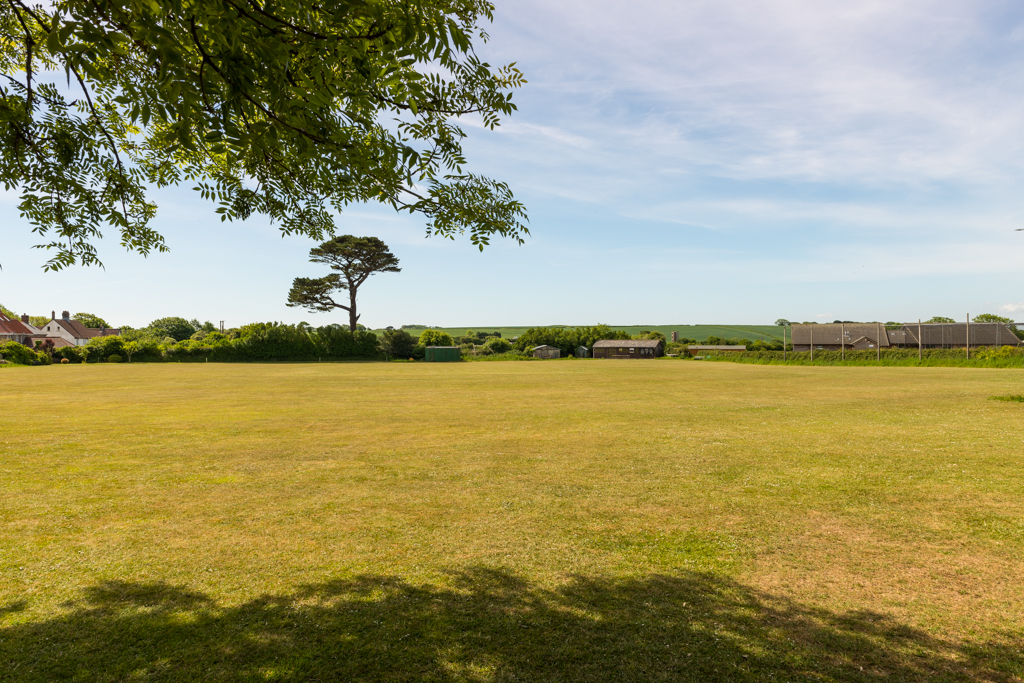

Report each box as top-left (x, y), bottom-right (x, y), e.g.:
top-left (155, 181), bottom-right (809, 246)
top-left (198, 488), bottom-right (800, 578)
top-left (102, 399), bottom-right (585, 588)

top-left (21, 314), bottom-right (28, 324)
top-left (51, 310), bottom-right (55, 319)
top-left (672, 331), bottom-right (678, 342)
top-left (62, 310), bottom-right (70, 320)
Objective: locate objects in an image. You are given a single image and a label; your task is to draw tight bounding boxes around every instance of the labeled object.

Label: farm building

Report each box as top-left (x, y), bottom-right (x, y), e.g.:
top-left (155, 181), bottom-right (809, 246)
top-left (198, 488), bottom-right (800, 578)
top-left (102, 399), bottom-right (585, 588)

top-left (790, 324), bottom-right (892, 352)
top-left (592, 339), bottom-right (664, 359)
top-left (576, 346), bottom-right (589, 358)
top-left (532, 345), bottom-right (561, 359)
top-left (889, 322), bottom-right (1022, 349)
top-left (791, 322), bottom-right (1021, 352)
top-left (687, 344), bottom-right (746, 357)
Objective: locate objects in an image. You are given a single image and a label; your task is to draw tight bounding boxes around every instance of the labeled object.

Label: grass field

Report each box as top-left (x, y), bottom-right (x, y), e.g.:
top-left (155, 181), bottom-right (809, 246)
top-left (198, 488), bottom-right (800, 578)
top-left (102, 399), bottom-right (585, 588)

top-left (386, 324), bottom-right (785, 342)
top-left (2, 361), bottom-right (1024, 681)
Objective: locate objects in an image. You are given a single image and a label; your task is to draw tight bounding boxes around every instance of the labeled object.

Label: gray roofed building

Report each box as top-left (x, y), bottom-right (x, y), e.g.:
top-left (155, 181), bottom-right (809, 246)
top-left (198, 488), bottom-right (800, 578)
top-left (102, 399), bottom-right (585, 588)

top-left (592, 338), bottom-right (664, 358)
top-left (891, 323), bottom-right (1021, 348)
top-left (790, 324), bottom-right (891, 351)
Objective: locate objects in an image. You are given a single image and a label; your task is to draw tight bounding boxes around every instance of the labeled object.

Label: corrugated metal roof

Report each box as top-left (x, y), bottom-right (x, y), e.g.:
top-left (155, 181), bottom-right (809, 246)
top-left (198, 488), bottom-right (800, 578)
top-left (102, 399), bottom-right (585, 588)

top-left (895, 323), bottom-right (1021, 346)
top-left (790, 324), bottom-right (892, 347)
top-left (592, 339), bottom-right (662, 348)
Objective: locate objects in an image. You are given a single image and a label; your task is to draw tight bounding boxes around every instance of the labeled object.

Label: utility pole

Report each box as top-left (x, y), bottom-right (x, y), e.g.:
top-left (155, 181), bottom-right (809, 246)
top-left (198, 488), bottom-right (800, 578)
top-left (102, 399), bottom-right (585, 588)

top-left (877, 323), bottom-right (881, 362)
top-left (841, 322), bottom-right (846, 362)
top-left (783, 325), bottom-right (787, 361)
top-left (810, 326), bottom-right (814, 362)
top-left (966, 313), bottom-right (970, 360)
top-left (918, 319), bottom-right (922, 361)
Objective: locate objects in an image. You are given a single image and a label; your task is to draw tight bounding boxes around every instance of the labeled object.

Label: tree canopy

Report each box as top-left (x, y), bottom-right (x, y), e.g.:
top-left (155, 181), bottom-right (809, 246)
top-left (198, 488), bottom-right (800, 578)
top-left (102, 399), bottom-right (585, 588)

top-left (417, 329), bottom-right (454, 346)
top-left (73, 312), bottom-right (109, 328)
top-left (0, 0), bottom-right (528, 270)
top-left (925, 317), bottom-right (956, 324)
top-left (147, 316), bottom-right (196, 341)
top-left (287, 235), bottom-right (400, 330)
top-left (973, 313), bottom-right (1014, 325)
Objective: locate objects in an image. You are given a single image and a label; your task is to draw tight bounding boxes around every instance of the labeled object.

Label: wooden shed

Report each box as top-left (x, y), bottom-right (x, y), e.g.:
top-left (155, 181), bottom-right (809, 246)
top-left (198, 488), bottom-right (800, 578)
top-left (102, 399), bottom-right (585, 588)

top-left (532, 345), bottom-right (561, 359)
top-left (592, 339), bottom-right (664, 359)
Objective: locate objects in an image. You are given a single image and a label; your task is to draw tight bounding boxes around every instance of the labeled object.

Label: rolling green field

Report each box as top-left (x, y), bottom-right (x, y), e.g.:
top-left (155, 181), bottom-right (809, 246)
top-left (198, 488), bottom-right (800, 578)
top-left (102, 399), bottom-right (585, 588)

top-left (384, 324), bottom-right (784, 341)
top-left (2, 361), bottom-right (1023, 681)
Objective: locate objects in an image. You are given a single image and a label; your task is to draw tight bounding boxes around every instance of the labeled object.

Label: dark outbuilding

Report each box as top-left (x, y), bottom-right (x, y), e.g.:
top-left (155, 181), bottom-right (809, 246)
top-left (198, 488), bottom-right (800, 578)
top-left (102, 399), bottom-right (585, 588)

top-left (592, 339), bottom-right (664, 358)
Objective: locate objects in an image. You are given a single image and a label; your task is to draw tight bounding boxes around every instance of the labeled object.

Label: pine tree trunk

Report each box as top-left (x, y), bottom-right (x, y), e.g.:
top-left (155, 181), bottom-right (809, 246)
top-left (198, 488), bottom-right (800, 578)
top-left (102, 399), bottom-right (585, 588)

top-left (349, 289), bottom-right (359, 331)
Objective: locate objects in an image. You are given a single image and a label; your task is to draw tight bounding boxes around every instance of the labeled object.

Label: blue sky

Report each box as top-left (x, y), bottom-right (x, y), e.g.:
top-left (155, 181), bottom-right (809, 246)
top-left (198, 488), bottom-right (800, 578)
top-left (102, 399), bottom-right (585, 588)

top-left (4, 0), bottom-right (1024, 329)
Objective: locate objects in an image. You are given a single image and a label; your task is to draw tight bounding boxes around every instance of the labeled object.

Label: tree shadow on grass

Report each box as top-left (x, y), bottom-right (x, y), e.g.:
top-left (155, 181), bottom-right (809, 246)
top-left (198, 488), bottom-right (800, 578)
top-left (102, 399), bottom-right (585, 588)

top-left (1, 569), bottom-right (1020, 682)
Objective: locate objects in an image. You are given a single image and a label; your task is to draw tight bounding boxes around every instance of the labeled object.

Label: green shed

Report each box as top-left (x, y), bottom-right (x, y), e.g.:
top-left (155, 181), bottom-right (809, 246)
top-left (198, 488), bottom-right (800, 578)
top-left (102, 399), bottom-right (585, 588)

top-left (425, 346), bottom-right (461, 362)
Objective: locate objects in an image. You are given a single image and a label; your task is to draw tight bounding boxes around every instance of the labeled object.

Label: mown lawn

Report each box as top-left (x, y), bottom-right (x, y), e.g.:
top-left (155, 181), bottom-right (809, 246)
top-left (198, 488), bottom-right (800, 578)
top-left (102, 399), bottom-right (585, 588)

top-left (1, 361), bottom-right (1023, 681)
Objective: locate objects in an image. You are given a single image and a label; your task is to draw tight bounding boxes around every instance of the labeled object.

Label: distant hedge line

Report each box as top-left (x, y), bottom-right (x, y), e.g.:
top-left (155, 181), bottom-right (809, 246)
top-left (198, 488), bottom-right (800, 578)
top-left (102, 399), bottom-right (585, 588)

top-left (49, 324), bottom-right (381, 364)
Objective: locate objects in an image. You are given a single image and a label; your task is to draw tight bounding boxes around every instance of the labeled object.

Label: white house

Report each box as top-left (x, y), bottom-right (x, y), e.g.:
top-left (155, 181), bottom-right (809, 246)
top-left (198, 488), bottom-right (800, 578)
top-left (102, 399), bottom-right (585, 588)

top-left (38, 311), bottom-right (120, 347)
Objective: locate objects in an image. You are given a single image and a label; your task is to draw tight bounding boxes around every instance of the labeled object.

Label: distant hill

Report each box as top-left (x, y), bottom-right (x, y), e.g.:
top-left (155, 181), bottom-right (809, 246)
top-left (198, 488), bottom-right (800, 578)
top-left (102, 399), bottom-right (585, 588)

top-left (375, 325), bottom-right (784, 342)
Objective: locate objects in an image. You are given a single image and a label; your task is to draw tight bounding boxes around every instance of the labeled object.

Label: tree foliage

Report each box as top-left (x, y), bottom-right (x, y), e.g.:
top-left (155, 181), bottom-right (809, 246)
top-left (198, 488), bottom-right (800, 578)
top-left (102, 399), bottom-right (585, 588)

top-left (514, 325), bottom-right (632, 357)
top-left (0, 0), bottom-right (528, 270)
top-left (380, 327), bottom-right (416, 358)
top-left (73, 312), bottom-right (109, 328)
top-left (925, 317), bottom-right (956, 324)
top-left (147, 316), bottom-right (196, 341)
top-left (973, 313), bottom-right (1014, 325)
top-left (287, 235), bottom-right (400, 331)
top-left (418, 329), bottom-right (454, 346)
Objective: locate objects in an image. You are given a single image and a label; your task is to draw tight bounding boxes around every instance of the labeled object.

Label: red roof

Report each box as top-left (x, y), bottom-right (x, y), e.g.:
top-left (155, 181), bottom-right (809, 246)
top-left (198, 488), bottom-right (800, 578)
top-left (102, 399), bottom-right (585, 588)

top-left (0, 313), bottom-right (37, 337)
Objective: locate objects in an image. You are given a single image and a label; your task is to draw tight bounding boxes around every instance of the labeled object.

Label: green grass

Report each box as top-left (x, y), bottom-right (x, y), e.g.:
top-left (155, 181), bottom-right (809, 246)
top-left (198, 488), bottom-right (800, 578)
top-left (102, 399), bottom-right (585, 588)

top-left (990, 394), bottom-right (1024, 403)
top-left (378, 324), bottom-right (785, 342)
top-left (2, 362), bottom-right (1024, 681)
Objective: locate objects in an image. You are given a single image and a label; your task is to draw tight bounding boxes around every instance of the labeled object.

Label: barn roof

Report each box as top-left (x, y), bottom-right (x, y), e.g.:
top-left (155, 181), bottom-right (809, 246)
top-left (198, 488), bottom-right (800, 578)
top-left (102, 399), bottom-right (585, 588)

top-left (895, 323), bottom-right (1021, 346)
top-left (790, 324), bottom-right (892, 347)
top-left (592, 339), bottom-right (662, 348)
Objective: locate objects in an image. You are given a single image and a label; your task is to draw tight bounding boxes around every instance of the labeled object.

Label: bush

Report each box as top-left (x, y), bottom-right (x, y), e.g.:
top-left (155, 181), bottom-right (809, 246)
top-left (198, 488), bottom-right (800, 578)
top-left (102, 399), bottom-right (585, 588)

top-left (107, 354), bottom-right (123, 363)
top-left (314, 326), bottom-right (379, 358)
top-left (53, 346), bottom-right (85, 363)
top-left (380, 329), bottom-right (416, 358)
top-left (418, 329), bottom-right (455, 347)
top-left (0, 341), bottom-right (40, 365)
top-left (484, 337), bottom-right (512, 354)
top-left (83, 335), bottom-right (126, 362)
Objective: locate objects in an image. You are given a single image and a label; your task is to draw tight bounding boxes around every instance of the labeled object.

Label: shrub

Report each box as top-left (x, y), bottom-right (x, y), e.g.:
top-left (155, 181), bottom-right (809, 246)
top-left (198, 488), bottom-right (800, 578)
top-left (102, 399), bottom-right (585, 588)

top-left (314, 326), bottom-right (379, 358)
top-left (83, 335), bottom-right (126, 362)
top-left (484, 337), bottom-right (512, 354)
top-left (53, 346), bottom-right (85, 363)
top-left (107, 354), bottom-right (123, 363)
top-left (418, 329), bottom-right (455, 347)
top-left (0, 341), bottom-right (38, 365)
top-left (380, 329), bottom-right (416, 358)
